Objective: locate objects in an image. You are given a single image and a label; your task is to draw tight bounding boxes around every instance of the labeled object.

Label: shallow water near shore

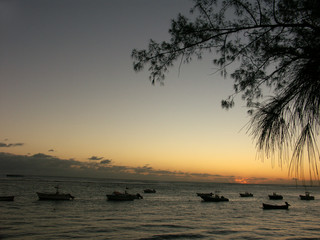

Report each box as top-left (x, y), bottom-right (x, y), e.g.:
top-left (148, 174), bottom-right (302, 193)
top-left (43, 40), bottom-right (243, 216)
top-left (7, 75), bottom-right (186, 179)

top-left (1, 176), bottom-right (320, 239)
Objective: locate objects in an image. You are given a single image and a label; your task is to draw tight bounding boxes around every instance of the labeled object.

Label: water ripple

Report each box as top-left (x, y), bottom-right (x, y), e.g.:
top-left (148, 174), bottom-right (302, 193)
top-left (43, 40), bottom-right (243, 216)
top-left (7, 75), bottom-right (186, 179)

top-left (139, 233), bottom-right (206, 239)
top-left (1, 176), bottom-right (320, 240)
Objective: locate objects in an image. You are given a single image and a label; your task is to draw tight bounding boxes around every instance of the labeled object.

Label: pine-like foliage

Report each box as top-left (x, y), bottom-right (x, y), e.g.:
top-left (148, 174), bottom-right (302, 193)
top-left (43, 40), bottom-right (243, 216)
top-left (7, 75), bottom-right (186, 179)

top-left (132, 0), bottom-right (320, 182)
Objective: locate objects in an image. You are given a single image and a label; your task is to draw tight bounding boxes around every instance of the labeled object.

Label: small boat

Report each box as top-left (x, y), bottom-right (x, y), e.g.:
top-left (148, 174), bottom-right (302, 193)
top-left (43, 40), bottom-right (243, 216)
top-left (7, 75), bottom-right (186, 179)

top-left (0, 196), bottom-right (14, 201)
top-left (144, 189), bottom-right (156, 193)
top-left (106, 191), bottom-right (143, 201)
top-left (36, 186), bottom-right (74, 200)
top-left (300, 192), bottom-right (315, 200)
top-left (240, 192), bottom-right (253, 197)
top-left (199, 194), bottom-right (229, 202)
top-left (268, 192), bottom-right (283, 200)
top-left (263, 202), bottom-right (290, 210)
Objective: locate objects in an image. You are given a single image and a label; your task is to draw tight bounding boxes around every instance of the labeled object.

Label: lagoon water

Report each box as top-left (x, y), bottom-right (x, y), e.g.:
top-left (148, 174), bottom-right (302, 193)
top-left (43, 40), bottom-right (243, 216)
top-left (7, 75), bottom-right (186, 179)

top-left (1, 176), bottom-right (320, 239)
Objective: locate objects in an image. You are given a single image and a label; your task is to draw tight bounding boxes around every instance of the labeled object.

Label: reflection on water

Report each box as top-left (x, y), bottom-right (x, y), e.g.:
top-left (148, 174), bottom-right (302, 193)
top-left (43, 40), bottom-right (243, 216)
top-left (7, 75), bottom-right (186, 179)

top-left (1, 176), bottom-right (320, 239)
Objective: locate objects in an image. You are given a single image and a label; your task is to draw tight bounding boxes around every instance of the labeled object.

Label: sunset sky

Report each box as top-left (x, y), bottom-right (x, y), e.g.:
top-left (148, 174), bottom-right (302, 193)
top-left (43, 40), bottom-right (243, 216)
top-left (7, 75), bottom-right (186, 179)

top-left (0, 0), bottom-right (294, 184)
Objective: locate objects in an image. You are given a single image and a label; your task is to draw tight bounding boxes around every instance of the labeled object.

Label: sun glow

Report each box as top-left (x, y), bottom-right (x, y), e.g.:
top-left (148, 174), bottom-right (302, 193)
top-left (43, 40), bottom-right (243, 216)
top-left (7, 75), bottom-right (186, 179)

top-left (235, 178), bottom-right (249, 184)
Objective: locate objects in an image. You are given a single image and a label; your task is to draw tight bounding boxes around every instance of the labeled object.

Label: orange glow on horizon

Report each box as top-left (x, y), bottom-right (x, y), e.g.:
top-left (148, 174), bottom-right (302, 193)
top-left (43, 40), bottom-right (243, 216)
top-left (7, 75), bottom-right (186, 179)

top-left (235, 178), bottom-right (249, 184)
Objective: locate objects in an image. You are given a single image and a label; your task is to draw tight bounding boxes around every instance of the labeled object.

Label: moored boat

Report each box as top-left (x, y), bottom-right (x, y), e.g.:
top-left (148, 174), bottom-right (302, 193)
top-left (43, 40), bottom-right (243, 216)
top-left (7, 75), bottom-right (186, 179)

top-left (263, 202), bottom-right (290, 210)
top-left (106, 191), bottom-right (143, 201)
top-left (268, 192), bottom-right (283, 200)
top-left (36, 186), bottom-right (74, 200)
top-left (199, 194), bottom-right (229, 202)
top-left (240, 192), bottom-right (253, 197)
top-left (0, 196), bottom-right (14, 201)
top-left (300, 192), bottom-right (315, 200)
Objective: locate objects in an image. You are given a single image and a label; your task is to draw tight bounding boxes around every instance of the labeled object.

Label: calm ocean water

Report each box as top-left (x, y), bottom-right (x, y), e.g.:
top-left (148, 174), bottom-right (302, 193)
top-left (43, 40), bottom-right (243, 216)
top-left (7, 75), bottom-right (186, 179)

top-left (0, 175), bottom-right (319, 239)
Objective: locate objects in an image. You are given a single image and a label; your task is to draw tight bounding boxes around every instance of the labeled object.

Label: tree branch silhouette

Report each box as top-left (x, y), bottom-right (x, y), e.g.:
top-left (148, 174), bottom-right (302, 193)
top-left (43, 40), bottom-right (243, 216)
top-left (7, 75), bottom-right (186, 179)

top-left (132, 0), bottom-right (320, 182)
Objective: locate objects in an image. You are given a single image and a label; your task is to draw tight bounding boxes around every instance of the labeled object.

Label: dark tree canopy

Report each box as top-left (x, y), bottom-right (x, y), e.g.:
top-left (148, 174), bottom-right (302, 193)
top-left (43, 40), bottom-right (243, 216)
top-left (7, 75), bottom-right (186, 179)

top-left (132, 0), bottom-right (320, 182)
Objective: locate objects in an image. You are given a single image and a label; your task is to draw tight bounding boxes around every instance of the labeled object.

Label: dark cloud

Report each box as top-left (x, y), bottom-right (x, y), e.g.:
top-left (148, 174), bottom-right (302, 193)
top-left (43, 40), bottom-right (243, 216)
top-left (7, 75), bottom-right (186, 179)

top-left (0, 142), bottom-right (24, 147)
top-left (48, 149), bottom-right (54, 152)
top-left (100, 159), bottom-right (112, 164)
top-left (134, 165), bottom-right (153, 173)
top-left (0, 152), bottom-right (286, 183)
top-left (98, 165), bottom-right (128, 172)
top-left (190, 173), bottom-right (218, 178)
top-left (32, 153), bottom-right (52, 158)
top-left (88, 156), bottom-right (103, 161)
top-left (0, 152), bottom-right (81, 177)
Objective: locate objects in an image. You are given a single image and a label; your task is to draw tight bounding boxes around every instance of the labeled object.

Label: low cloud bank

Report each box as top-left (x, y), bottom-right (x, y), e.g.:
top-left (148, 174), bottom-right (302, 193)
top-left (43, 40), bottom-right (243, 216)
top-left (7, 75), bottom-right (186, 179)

top-left (0, 152), bottom-right (288, 183)
top-left (0, 142), bottom-right (24, 148)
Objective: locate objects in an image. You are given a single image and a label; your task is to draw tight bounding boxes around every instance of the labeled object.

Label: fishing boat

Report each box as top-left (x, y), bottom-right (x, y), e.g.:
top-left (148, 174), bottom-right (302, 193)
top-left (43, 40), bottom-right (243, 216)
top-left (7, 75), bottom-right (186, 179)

top-left (0, 196), bottom-right (14, 201)
top-left (263, 202), bottom-right (290, 210)
top-left (144, 189), bottom-right (156, 193)
top-left (106, 191), bottom-right (143, 201)
top-left (299, 192), bottom-right (315, 200)
top-left (268, 192), bottom-right (283, 200)
top-left (36, 186), bottom-right (74, 200)
top-left (199, 194), bottom-right (229, 202)
top-left (240, 192), bottom-right (253, 197)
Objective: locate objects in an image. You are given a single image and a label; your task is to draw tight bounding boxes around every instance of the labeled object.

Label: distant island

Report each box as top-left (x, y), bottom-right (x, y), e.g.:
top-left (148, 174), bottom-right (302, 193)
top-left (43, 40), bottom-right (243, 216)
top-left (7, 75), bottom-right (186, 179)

top-left (6, 174), bottom-right (24, 177)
